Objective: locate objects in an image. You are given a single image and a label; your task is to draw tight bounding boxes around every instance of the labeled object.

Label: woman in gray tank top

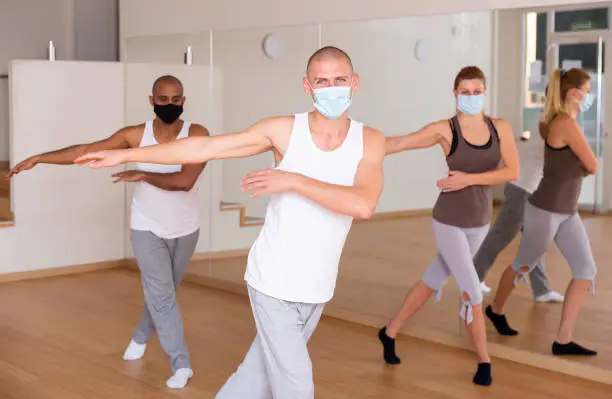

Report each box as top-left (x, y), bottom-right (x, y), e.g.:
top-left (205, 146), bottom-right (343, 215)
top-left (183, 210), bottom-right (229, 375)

top-left (486, 68), bottom-right (598, 356)
top-left (377, 66), bottom-right (519, 386)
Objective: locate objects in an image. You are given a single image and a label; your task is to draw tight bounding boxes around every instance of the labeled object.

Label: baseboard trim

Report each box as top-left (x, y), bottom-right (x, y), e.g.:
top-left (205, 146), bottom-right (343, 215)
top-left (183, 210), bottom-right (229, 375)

top-left (124, 248), bottom-right (250, 266)
top-left (355, 208), bottom-right (432, 223)
top-left (0, 259), bottom-right (125, 284)
top-left (179, 273), bottom-right (612, 386)
top-left (192, 248), bottom-right (250, 261)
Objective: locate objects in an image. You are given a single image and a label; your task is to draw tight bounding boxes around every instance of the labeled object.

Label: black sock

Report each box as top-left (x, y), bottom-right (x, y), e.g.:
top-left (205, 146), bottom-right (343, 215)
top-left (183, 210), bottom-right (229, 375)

top-left (473, 363), bottom-right (492, 386)
top-left (552, 341), bottom-right (597, 356)
top-left (378, 327), bottom-right (401, 365)
top-left (486, 305), bottom-right (518, 336)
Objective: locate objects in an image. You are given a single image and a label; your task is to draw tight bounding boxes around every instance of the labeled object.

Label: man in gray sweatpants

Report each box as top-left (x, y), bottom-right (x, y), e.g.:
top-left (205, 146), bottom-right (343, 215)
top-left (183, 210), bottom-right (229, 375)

top-left (75, 46), bottom-right (386, 399)
top-left (9, 75), bottom-right (209, 388)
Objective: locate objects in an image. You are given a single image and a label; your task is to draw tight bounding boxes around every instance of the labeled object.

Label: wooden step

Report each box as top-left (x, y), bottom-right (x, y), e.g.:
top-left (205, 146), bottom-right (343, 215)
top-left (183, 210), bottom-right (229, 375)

top-left (0, 196), bottom-right (14, 223)
top-left (220, 201), bottom-right (264, 227)
top-left (0, 171), bottom-right (9, 198)
top-left (0, 162), bottom-right (13, 225)
top-left (244, 216), bottom-right (265, 226)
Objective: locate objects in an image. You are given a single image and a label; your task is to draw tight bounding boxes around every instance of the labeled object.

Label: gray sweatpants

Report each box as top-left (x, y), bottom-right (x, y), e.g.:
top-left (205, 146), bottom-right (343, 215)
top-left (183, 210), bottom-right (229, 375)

top-left (130, 229), bottom-right (199, 372)
top-left (473, 183), bottom-right (552, 298)
top-left (512, 203), bottom-right (597, 289)
top-left (422, 219), bottom-right (489, 325)
top-left (216, 285), bottom-right (325, 399)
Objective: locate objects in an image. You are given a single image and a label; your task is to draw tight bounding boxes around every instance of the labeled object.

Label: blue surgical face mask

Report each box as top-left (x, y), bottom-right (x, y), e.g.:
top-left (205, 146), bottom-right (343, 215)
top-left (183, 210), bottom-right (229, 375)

top-left (580, 91), bottom-right (595, 113)
top-left (311, 86), bottom-right (352, 120)
top-left (457, 94), bottom-right (485, 115)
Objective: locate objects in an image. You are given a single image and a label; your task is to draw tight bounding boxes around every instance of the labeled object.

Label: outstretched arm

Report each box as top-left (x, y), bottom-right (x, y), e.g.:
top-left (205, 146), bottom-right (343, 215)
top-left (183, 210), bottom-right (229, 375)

top-left (385, 121), bottom-right (450, 155)
top-left (75, 117), bottom-right (291, 168)
top-left (111, 124), bottom-right (210, 191)
top-left (241, 127), bottom-right (385, 219)
top-left (8, 127), bottom-right (133, 178)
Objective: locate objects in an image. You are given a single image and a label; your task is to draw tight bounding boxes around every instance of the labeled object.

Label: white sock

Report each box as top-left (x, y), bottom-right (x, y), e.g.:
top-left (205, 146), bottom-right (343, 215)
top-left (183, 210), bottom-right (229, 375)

top-left (536, 290), bottom-right (564, 303)
top-left (166, 368), bottom-right (193, 389)
top-left (123, 340), bottom-right (147, 361)
top-left (480, 281), bottom-right (492, 295)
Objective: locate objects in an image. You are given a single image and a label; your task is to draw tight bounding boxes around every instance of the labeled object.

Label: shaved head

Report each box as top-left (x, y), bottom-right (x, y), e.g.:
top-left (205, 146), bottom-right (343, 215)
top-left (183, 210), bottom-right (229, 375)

top-left (152, 75), bottom-right (183, 95)
top-left (306, 46), bottom-right (353, 76)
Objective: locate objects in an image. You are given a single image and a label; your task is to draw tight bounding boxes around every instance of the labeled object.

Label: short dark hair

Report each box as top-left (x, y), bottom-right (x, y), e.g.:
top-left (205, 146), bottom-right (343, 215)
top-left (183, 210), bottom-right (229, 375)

top-left (306, 46), bottom-right (353, 74)
top-left (152, 75), bottom-right (183, 95)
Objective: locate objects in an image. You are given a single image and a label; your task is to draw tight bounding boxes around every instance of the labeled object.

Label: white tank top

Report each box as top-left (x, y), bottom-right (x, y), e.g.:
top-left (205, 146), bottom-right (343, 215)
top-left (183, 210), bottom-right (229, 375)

top-left (130, 120), bottom-right (200, 239)
top-left (512, 112), bottom-right (545, 194)
top-left (245, 112), bottom-right (364, 304)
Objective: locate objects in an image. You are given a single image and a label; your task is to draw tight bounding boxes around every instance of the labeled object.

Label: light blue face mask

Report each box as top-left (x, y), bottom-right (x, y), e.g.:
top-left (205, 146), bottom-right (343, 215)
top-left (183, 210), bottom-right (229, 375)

top-left (312, 86), bottom-right (352, 120)
top-left (580, 91), bottom-right (595, 113)
top-left (457, 94), bottom-right (485, 115)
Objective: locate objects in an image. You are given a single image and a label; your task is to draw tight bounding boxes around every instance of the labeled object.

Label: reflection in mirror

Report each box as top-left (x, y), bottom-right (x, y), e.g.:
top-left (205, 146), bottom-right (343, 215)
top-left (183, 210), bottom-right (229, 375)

top-left (119, 1), bottom-right (612, 389)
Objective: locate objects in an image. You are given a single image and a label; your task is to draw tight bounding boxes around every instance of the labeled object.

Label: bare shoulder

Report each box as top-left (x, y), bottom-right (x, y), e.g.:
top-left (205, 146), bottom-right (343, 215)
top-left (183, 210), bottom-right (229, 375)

top-left (363, 125), bottom-right (386, 144)
top-left (363, 126), bottom-right (386, 157)
top-left (256, 115), bottom-right (294, 129)
top-left (551, 114), bottom-right (581, 138)
top-left (490, 117), bottom-right (511, 130)
top-left (552, 114), bottom-right (577, 127)
top-left (250, 115), bottom-right (295, 139)
top-left (188, 123), bottom-right (210, 137)
top-left (118, 123), bottom-right (145, 147)
top-left (490, 117), bottom-right (512, 137)
top-left (431, 119), bottom-right (451, 129)
top-left (429, 119), bottom-right (452, 135)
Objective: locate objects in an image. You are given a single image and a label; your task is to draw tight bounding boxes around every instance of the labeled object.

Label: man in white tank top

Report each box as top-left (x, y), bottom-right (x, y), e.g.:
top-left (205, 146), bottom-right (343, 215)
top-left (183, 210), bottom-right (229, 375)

top-left (76, 47), bottom-right (386, 399)
top-left (9, 75), bottom-right (209, 389)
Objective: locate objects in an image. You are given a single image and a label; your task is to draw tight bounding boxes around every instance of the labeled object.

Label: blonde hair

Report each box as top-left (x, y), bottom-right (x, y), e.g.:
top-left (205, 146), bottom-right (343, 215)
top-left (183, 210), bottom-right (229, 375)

top-left (543, 68), bottom-right (590, 124)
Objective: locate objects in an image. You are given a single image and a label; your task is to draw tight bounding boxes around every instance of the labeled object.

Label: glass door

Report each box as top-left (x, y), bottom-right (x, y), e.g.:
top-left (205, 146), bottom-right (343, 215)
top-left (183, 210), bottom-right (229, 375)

top-left (548, 35), bottom-right (605, 213)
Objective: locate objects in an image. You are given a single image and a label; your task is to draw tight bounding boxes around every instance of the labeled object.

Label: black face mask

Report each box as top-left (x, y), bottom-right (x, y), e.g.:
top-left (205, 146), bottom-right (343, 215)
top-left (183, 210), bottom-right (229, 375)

top-left (154, 104), bottom-right (183, 124)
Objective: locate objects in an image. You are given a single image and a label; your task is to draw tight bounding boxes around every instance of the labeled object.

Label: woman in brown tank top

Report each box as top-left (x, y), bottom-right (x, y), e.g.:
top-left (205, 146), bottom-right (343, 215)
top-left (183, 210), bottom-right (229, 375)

top-left (378, 66), bottom-right (519, 386)
top-left (487, 68), bottom-right (598, 356)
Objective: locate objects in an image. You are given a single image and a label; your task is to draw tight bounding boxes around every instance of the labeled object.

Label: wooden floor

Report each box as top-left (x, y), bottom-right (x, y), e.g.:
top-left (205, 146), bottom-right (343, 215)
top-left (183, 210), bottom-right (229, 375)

top-left (187, 212), bottom-right (612, 381)
top-left (0, 269), bottom-right (610, 398)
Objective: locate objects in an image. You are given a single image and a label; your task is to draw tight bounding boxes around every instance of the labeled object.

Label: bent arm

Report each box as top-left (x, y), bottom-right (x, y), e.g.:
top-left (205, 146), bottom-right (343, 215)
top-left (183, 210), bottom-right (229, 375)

top-left (292, 129), bottom-right (385, 219)
top-left (466, 119), bottom-right (519, 186)
top-left (140, 124), bottom-right (210, 191)
top-left (385, 121), bottom-right (447, 155)
top-left (565, 119), bottom-right (598, 174)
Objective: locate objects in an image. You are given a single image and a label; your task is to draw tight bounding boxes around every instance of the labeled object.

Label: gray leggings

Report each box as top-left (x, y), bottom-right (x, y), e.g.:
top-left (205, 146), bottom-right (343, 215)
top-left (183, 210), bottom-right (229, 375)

top-left (512, 203), bottom-right (596, 289)
top-left (473, 183), bottom-right (552, 297)
top-left (422, 219), bottom-right (489, 325)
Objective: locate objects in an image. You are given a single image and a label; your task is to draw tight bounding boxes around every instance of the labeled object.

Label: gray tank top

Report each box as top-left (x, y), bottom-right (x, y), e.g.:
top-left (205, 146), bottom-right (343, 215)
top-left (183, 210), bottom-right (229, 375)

top-left (529, 142), bottom-right (584, 214)
top-left (432, 116), bottom-right (501, 228)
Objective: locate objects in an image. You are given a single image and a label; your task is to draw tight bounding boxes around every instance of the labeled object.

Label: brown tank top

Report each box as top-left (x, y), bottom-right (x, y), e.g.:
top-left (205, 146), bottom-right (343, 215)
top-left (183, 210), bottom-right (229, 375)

top-left (432, 115), bottom-right (501, 228)
top-left (528, 142), bottom-right (584, 214)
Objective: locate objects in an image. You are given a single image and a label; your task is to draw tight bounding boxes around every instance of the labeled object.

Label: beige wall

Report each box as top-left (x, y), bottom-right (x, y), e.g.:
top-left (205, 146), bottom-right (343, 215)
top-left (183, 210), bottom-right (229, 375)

top-left (74, 0), bottom-right (119, 61)
top-left (0, 80), bottom-right (8, 161)
top-left (3, 60), bottom-right (262, 275)
top-left (0, 0), bottom-right (119, 162)
top-left (124, 11), bottom-right (495, 214)
top-left (324, 13), bottom-right (493, 211)
top-left (213, 25), bottom-right (319, 215)
top-left (1, 61), bottom-right (125, 274)
top-left (495, 9), bottom-right (525, 136)
top-left (119, 0), bottom-right (609, 41)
